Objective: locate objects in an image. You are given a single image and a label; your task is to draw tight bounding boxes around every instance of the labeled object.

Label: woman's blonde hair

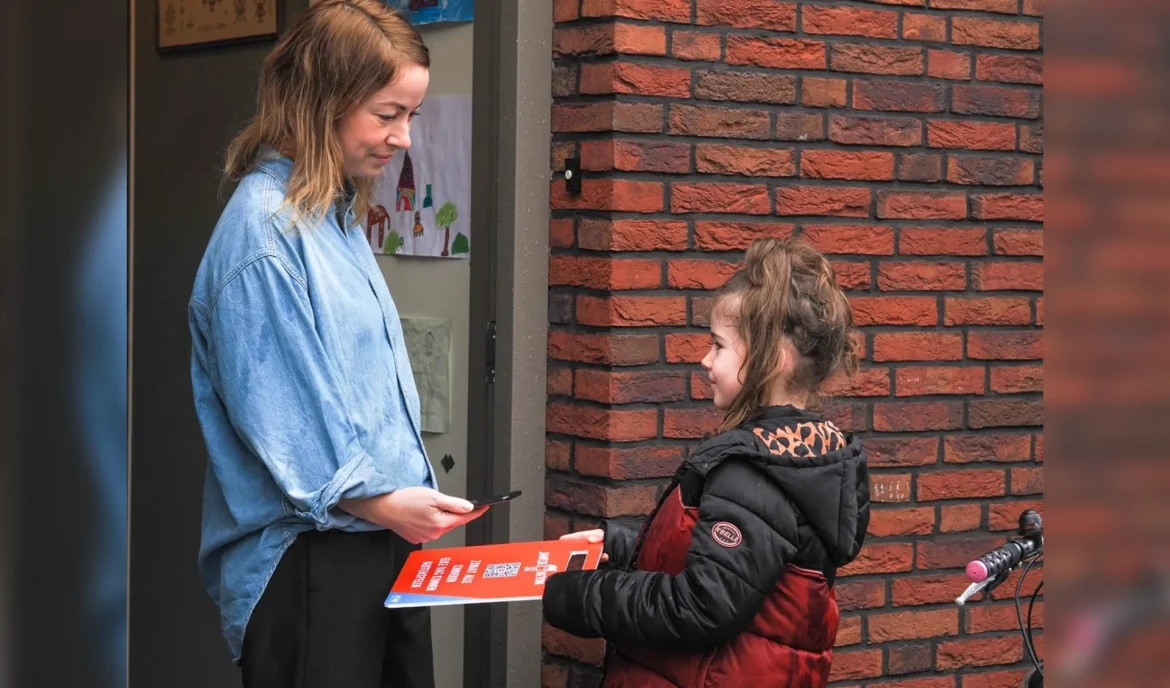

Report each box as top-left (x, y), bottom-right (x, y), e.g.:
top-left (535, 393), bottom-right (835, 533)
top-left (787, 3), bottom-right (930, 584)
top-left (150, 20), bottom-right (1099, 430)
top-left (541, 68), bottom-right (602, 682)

top-left (224, 0), bottom-right (429, 224)
top-left (715, 237), bottom-right (860, 432)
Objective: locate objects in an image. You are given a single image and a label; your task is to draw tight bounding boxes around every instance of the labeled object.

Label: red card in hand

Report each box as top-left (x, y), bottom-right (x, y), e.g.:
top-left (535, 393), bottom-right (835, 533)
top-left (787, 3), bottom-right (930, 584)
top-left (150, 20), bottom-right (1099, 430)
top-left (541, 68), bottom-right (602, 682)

top-left (385, 539), bottom-right (603, 608)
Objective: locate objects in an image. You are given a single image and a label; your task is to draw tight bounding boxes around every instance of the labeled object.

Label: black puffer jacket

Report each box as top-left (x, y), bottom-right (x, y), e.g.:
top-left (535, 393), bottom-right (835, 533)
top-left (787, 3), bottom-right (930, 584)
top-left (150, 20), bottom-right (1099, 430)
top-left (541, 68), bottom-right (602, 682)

top-left (543, 405), bottom-right (870, 668)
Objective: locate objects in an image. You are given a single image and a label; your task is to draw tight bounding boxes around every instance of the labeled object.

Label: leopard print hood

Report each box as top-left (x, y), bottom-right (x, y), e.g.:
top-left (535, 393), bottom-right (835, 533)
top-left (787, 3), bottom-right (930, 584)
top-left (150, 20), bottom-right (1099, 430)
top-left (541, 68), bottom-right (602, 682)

top-left (686, 405), bottom-right (870, 567)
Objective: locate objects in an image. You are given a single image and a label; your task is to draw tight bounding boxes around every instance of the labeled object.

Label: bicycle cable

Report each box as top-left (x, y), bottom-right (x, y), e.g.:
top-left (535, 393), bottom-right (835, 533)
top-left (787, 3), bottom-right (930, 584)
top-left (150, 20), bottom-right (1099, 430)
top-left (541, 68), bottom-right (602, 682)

top-left (1015, 552), bottom-right (1044, 678)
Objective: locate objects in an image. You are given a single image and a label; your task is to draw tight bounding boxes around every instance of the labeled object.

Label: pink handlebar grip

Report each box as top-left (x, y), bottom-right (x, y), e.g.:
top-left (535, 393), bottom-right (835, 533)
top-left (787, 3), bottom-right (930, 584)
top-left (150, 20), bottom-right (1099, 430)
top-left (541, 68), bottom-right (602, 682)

top-left (966, 560), bottom-right (989, 583)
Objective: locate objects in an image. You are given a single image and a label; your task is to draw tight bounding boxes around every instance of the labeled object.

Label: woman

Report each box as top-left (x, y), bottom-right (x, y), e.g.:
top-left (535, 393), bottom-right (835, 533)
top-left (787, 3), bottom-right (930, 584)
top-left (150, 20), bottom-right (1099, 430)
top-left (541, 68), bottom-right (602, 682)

top-left (188, 2), bottom-right (482, 685)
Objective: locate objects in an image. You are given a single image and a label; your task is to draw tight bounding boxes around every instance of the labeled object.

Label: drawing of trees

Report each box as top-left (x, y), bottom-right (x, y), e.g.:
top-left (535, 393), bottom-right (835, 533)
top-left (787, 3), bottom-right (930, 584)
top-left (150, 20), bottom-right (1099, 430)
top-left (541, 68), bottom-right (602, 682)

top-left (436, 201), bottom-right (458, 257)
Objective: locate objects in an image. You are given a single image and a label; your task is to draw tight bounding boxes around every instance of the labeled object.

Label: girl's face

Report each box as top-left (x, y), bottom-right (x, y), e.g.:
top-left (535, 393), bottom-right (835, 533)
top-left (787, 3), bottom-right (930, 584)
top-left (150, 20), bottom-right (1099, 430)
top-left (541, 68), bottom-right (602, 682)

top-left (701, 300), bottom-right (746, 411)
top-left (336, 64), bottom-right (430, 180)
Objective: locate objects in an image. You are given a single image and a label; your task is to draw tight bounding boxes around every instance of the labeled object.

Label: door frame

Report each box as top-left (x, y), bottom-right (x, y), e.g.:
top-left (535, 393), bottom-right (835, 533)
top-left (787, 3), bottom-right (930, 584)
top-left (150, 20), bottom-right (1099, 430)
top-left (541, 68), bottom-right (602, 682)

top-left (464, 0), bottom-right (553, 685)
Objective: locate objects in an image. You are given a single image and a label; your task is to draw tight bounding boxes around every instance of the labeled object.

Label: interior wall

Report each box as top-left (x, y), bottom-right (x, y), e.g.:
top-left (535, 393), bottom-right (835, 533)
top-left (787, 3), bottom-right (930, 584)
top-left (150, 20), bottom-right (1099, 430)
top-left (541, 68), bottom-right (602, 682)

top-left (377, 20), bottom-right (475, 688)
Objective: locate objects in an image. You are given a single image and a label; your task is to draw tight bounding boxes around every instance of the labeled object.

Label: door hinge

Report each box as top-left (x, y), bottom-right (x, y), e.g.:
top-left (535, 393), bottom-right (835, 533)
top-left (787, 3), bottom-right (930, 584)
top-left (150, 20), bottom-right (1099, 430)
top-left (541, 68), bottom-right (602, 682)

top-left (485, 321), bottom-right (496, 385)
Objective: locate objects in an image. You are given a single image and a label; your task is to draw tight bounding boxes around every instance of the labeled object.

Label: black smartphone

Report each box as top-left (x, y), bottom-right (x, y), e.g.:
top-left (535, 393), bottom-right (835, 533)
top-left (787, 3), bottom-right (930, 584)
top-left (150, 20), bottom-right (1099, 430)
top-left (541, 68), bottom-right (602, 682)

top-left (469, 489), bottom-right (523, 508)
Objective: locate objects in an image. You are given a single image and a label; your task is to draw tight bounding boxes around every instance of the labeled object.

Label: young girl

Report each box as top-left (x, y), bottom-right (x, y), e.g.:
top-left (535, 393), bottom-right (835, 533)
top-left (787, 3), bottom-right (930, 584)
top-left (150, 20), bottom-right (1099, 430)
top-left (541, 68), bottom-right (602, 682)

top-left (188, 2), bottom-right (483, 684)
top-left (543, 237), bottom-right (871, 687)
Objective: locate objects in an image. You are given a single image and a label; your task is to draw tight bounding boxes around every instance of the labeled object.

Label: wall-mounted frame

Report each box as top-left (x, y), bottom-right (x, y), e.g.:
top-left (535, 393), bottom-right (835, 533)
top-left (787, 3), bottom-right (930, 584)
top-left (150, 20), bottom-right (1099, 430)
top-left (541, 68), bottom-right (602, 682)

top-left (157, 0), bottom-right (278, 51)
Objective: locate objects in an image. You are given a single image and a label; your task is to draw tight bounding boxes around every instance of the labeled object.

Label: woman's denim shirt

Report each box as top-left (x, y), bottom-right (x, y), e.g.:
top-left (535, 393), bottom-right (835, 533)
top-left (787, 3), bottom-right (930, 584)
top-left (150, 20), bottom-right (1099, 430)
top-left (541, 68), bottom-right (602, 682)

top-left (188, 152), bottom-right (435, 662)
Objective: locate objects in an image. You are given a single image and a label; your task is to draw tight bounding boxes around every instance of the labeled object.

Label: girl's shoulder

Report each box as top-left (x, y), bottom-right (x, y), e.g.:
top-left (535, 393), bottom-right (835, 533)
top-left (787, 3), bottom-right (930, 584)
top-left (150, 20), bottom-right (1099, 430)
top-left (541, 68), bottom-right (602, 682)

top-left (684, 427), bottom-right (765, 477)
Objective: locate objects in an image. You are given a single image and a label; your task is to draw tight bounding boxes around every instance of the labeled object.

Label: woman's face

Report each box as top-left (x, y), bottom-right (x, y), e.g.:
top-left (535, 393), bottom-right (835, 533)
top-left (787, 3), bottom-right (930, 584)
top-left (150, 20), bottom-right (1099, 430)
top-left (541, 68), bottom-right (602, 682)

top-left (336, 64), bottom-right (430, 180)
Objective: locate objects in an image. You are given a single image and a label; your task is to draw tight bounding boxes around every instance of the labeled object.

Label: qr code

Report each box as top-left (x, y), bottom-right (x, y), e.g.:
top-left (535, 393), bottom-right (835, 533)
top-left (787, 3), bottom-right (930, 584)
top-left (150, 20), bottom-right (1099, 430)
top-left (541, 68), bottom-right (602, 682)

top-left (482, 562), bottom-right (521, 579)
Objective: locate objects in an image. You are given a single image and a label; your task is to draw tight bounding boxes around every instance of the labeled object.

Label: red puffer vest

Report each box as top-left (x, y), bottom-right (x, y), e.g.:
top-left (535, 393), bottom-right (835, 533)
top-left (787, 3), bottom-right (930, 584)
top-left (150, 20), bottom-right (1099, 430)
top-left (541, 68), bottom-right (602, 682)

top-left (602, 486), bottom-right (840, 688)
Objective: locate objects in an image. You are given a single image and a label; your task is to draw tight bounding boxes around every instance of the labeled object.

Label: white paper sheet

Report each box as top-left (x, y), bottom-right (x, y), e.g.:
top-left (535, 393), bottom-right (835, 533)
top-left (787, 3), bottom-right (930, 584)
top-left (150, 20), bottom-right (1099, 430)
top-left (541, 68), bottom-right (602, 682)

top-left (367, 95), bottom-right (471, 259)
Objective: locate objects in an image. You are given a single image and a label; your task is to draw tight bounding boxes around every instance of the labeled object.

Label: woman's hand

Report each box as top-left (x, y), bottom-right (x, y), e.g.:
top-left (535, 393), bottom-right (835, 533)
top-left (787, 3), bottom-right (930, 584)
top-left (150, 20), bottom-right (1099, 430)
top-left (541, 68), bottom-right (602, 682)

top-left (560, 528), bottom-right (609, 563)
top-left (340, 487), bottom-right (488, 544)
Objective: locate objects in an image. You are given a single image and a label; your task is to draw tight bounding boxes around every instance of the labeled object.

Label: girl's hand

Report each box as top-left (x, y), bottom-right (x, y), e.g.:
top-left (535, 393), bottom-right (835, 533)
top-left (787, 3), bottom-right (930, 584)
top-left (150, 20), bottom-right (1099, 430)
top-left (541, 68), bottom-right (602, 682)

top-left (560, 528), bottom-right (609, 562)
top-left (341, 488), bottom-right (488, 544)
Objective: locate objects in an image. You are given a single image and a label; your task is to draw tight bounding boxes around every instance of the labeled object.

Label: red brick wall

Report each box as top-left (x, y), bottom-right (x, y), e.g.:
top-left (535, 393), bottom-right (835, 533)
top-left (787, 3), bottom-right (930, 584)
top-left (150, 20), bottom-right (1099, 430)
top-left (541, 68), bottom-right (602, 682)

top-left (544, 1), bottom-right (1043, 686)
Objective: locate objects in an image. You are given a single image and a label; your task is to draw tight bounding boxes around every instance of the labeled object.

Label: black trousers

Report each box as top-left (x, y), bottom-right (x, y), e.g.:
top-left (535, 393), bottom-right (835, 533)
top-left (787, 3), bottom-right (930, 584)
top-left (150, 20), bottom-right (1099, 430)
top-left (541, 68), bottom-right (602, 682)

top-left (240, 528), bottom-right (435, 688)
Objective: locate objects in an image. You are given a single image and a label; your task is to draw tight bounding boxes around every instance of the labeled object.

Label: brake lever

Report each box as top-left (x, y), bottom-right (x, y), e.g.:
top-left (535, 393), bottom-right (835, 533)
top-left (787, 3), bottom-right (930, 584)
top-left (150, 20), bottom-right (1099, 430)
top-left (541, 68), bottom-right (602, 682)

top-left (955, 577), bottom-right (994, 606)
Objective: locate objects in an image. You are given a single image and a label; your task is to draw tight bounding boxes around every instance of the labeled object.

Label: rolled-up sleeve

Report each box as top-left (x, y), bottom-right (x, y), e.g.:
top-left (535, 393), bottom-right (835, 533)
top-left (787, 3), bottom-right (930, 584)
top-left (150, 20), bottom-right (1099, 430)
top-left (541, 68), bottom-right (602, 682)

top-left (205, 254), bottom-right (400, 529)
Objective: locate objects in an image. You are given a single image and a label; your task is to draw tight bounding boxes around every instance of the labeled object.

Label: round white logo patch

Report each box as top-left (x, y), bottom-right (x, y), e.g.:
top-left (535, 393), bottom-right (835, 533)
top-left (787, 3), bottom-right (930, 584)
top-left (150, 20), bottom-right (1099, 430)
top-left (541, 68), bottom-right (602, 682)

top-left (711, 522), bottom-right (743, 548)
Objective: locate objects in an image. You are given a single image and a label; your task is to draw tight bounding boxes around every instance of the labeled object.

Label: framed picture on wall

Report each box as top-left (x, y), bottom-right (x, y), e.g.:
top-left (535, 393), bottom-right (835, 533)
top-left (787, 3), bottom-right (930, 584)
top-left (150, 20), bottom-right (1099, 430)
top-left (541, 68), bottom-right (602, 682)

top-left (158, 0), bottom-right (279, 50)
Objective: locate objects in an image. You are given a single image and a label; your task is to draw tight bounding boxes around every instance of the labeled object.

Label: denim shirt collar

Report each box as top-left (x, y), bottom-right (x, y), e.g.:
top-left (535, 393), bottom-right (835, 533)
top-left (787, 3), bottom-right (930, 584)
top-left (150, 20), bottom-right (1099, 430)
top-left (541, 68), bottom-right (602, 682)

top-left (253, 146), bottom-right (358, 230)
